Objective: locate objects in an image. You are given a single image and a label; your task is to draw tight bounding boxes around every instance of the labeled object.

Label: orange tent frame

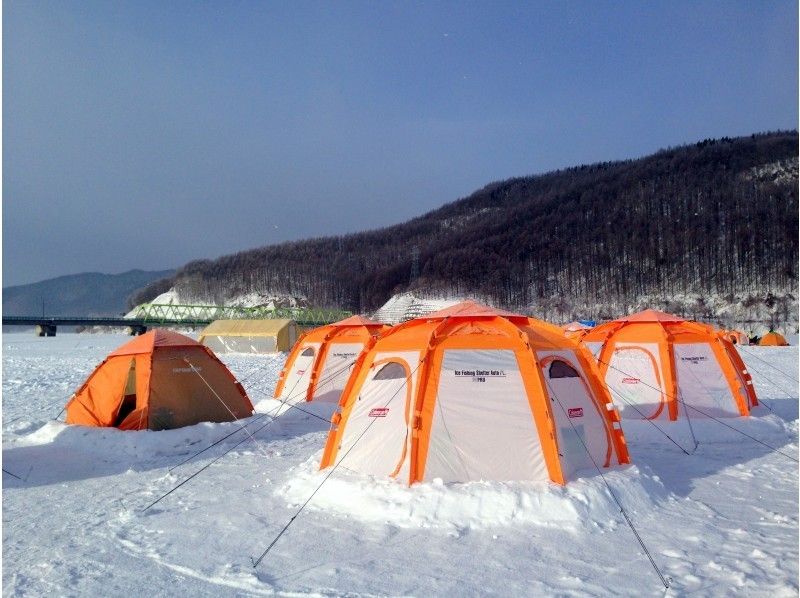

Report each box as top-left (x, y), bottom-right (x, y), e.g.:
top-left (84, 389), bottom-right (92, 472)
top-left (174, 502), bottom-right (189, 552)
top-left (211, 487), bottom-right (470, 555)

top-left (274, 315), bottom-right (389, 403)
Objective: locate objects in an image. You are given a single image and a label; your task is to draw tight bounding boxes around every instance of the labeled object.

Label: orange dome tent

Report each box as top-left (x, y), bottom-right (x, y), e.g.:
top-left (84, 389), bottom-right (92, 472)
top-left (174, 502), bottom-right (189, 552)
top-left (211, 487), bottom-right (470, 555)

top-left (758, 331), bottom-right (789, 346)
top-left (320, 301), bottom-right (629, 486)
top-left (65, 330), bottom-right (254, 430)
top-left (581, 309), bottom-right (758, 421)
top-left (274, 315), bottom-right (389, 404)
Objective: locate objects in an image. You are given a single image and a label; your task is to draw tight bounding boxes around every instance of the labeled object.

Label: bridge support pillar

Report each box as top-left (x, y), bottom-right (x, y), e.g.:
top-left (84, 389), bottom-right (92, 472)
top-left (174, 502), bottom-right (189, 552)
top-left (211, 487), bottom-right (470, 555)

top-left (35, 324), bottom-right (56, 337)
top-left (126, 325), bottom-right (147, 336)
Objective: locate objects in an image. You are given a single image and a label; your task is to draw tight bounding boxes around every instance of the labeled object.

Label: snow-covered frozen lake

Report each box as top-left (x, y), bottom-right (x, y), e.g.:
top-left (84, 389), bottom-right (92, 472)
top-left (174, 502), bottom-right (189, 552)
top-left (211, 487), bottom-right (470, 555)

top-left (3, 332), bottom-right (798, 596)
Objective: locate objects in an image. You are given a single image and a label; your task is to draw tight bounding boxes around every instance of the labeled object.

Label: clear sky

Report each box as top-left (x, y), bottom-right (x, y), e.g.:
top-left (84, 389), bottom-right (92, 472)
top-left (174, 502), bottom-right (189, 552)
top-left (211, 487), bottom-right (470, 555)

top-left (3, 1), bottom-right (798, 286)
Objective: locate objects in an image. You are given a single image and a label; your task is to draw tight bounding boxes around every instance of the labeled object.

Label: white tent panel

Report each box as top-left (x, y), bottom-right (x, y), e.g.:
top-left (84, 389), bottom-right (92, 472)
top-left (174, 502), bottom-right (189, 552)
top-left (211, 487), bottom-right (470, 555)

top-left (277, 343), bottom-right (320, 403)
top-left (605, 342), bottom-right (666, 419)
top-left (674, 343), bottom-right (739, 417)
top-left (537, 350), bottom-right (610, 479)
top-left (312, 342), bottom-right (364, 403)
top-left (424, 349), bottom-right (548, 483)
top-left (336, 351), bottom-right (420, 479)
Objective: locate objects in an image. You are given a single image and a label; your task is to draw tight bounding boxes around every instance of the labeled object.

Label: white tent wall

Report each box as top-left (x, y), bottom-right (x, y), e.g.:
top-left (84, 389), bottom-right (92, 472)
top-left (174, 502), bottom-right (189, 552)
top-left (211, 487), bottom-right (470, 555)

top-left (424, 349), bottom-right (548, 483)
top-left (336, 351), bottom-right (420, 479)
top-left (277, 342), bottom-right (320, 403)
top-left (537, 350), bottom-right (611, 480)
top-left (674, 343), bottom-right (740, 417)
top-left (605, 342), bottom-right (666, 419)
top-left (313, 342), bottom-right (365, 403)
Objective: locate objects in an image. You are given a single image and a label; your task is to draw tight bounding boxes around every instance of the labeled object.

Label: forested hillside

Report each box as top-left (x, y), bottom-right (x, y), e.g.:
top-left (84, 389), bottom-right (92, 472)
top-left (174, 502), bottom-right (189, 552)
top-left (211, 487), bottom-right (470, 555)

top-left (133, 132), bottom-right (798, 328)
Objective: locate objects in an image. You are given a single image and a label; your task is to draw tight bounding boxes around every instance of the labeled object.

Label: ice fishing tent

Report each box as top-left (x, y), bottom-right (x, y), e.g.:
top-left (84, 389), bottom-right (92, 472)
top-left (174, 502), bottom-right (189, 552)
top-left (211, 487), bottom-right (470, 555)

top-left (724, 330), bottom-right (750, 345)
top-left (320, 301), bottom-right (629, 485)
top-left (65, 330), bottom-right (254, 430)
top-left (199, 319), bottom-right (298, 354)
top-left (274, 315), bottom-right (389, 404)
top-left (758, 331), bottom-right (789, 346)
top-left (581, 309), bottom-right (758, 421)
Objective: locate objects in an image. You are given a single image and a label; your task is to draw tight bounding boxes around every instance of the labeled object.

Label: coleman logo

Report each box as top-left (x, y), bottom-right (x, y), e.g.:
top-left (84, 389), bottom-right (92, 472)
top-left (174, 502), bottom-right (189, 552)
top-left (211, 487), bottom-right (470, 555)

top-left (568, 407), bottom-right (584, 418)
top-left (622, 377), bottom-right (640, 384)
top-left (368, 407), bottom-right (389, 418)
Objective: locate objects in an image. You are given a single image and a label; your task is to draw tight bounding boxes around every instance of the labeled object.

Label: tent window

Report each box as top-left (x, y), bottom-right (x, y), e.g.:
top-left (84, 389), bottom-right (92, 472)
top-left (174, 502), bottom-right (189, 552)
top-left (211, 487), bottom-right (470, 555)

top-left (374, 362), bottom-right (406, 380)
top-left (549, 360), bottom-right (579, 379)
top-left (115, 359), bottom-right (137, 426)
top-left (301, 347), bottom-right (315, 357)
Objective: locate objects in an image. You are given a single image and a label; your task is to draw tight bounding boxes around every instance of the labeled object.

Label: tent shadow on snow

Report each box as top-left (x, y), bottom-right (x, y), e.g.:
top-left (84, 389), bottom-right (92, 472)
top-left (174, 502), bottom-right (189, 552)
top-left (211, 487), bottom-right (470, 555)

top-left (620, 404), bottom-right (797, 498)
top-left (3, 403), bottom-right (334, 489)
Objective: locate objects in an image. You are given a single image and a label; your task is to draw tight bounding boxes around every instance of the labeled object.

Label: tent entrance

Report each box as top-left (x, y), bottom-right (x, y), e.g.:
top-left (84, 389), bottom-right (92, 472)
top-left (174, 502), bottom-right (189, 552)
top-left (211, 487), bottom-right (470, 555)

top-left (115, 359), bottom-right (137, 426)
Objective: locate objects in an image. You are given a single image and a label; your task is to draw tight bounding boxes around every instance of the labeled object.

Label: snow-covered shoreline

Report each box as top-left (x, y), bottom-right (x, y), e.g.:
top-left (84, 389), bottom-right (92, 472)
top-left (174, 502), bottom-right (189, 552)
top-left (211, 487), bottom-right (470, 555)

top-left (3, 332), bottom-right (797, 596)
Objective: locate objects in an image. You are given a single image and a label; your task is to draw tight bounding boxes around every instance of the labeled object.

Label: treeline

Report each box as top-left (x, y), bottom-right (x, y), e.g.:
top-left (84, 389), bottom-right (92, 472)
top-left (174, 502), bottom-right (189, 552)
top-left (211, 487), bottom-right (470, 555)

top-left (131, 132), bottom-right (798, 316)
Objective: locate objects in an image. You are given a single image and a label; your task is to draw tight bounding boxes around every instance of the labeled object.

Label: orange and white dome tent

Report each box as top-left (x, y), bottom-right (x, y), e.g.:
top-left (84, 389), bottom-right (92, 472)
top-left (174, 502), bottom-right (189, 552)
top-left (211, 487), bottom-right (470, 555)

top-left (319, 301), bottom-right (629, 486)
top-left (581, 309), bottom-right (758, 421)
top-left (65, 330), bottom-right (254, 430)
top-left (274, 315), bottom-right (389, 404)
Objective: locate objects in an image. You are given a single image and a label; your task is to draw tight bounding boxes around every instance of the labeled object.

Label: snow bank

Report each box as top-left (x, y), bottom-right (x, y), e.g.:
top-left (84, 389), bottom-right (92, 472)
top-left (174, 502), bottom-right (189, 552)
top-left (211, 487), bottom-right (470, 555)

top-left (277, 457), bottom-right (669, 532)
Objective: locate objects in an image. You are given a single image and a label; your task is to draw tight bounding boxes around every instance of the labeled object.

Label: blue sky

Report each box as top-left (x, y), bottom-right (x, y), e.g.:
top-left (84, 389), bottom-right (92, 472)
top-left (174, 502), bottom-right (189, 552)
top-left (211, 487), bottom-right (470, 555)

top-left (4, 1), bottom-right (797, 286)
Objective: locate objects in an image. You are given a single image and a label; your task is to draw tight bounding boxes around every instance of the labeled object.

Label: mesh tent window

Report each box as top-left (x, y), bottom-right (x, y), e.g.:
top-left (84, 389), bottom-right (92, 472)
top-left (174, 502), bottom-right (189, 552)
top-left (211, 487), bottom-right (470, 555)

top-left (374, 362), bottom-right (407, 380)
top-left (549, 360), bottom-right (579, 379)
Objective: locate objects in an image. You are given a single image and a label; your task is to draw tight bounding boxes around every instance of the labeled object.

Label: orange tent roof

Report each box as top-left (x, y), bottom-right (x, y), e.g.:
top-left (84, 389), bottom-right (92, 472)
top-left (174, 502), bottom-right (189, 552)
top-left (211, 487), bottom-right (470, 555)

top-left (109, 330), bottom-right (198, 357)
top-left (425, 300), bottom-right (527, 321)
top-left (759, 332), bottom-right (789, 346)
top-left (617, 309), bottom-right (686, 323)
top-left (329, 315), bottom-right (385, 327)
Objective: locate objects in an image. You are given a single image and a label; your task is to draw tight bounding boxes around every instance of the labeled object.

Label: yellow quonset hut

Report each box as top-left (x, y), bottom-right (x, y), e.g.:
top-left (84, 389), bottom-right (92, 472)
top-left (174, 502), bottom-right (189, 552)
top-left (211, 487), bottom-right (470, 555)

top-left (199, 319), bottom-right (299, 354)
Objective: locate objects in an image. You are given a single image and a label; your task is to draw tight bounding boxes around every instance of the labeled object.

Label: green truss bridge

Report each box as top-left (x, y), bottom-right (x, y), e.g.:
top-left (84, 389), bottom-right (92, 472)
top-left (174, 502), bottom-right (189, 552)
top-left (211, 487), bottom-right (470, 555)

top-left (3, 303), bottom-right (352, 336)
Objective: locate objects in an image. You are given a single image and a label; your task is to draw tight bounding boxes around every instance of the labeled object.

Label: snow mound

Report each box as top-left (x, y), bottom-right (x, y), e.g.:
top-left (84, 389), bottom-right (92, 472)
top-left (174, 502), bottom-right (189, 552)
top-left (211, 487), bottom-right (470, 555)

top-left (277, 457), bottom-right (669, 532)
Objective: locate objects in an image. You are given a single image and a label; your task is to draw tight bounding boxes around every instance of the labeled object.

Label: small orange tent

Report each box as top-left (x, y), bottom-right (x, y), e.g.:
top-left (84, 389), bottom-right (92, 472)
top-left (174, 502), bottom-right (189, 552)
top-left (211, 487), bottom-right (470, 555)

top-left (274, 315), bottom-right (388, 404)
top-left (759, 331), bottom-right (789, 346)
top-left (65, 330), bottom-right (254, 430)
top-left (320, 301), bottom-right (629, 486)
top-left (581, 309), bottom-right (758, 421)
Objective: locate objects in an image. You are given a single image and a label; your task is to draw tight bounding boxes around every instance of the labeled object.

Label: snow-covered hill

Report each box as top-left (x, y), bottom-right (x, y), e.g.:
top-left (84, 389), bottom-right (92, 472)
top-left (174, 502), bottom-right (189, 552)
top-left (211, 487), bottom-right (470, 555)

top-left (3, 333), bottom-right (798, 595)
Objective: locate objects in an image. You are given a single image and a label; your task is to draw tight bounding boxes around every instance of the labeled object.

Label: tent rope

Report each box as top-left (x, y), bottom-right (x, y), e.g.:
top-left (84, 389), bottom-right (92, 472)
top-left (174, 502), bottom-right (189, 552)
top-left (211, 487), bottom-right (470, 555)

top-left (250, 358), bottom-right (425, 568)
top-left (144, 357), bottom-right (357, 508)
top-left (2, 468), bottom-right (22, 480)
top-left (603, 386), bottom-right (693, 455)
top-left (167, 359), bottom-right (355, 472)
top-left (737, 346), bottom-right (799, 384)
top-left (595, 357), bottom-right (795, 463)
top-left (542, 377), bottom-right (670, 590)
top-left (184, 358), bottom-right (279, 462)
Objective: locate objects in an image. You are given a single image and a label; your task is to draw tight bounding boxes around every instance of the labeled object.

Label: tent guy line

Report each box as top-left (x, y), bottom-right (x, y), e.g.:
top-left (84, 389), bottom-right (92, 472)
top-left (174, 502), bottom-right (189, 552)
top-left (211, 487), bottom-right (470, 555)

top-left (543, 376), bottom-right (670, 590)
top-left (143, 357), bottom-right (358, 509)
top-left (250, 358), bottom-right (427, 568)
top-left (599, 358), bottom-right (797, 463)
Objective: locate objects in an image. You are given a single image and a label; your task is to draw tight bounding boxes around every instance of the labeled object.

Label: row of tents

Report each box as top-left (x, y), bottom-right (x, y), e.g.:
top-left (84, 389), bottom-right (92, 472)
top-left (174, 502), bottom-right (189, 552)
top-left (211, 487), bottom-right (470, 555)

top-left (63, 301), bottom-right (782, 488)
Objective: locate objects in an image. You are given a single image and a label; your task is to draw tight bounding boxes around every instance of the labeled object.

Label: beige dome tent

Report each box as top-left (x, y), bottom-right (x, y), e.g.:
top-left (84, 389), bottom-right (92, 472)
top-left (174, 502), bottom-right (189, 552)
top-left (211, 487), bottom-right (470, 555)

top-left (199, 319), bottom-right (298, 353)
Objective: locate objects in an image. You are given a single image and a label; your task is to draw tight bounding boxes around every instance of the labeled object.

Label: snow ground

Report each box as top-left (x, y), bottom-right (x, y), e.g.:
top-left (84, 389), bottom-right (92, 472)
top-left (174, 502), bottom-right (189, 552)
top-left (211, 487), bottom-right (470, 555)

top-left (2, 333), bottom-right (797, 596)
